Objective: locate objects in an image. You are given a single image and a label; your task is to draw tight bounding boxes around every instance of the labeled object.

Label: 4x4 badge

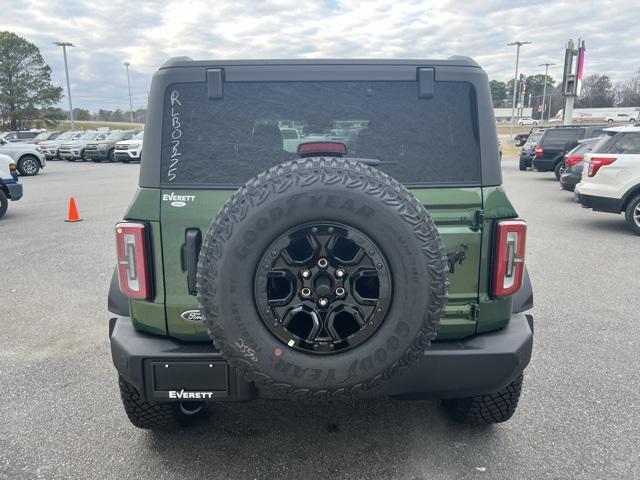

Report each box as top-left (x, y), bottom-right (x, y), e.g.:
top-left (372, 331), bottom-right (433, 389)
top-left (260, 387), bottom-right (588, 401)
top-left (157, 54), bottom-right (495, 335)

top-left (181, 309), bottom-right (204, 322)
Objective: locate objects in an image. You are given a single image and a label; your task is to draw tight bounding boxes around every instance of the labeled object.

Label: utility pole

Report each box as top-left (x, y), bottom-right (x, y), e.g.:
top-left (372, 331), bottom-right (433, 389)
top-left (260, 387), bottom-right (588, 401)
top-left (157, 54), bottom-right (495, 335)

top-left (124, 62), bottom-right (134, 124)
top-left (539, 63), bottom-right (555, 122)
top-left (508, 41), bottom-right (531, 138)
top-left (53, 42), bottom-right (75, 129)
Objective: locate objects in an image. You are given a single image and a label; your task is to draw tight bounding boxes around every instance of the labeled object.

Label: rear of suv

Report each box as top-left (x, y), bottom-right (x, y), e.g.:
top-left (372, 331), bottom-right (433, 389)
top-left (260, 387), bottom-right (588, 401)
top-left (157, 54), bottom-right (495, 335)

top-left (108, 58), bottom-right (534, 429)
top-left (575, 126), bottom-right (640, 234)
top-left (533, 124), bottom-right (607, 179)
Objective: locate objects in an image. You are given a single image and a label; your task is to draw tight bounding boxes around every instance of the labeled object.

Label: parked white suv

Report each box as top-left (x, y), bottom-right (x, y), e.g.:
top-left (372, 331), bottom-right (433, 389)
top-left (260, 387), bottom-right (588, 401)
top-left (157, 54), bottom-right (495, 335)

top-left (575, 125), bottom-right (640, 234)
top-left (114, 130), bottom-right (143, 163)
top-left (0, 153), bottom-right (23, 218)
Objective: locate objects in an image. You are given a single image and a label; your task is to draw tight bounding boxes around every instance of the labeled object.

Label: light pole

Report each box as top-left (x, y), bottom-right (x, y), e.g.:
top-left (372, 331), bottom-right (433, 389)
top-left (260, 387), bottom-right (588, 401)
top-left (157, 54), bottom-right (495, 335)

top-left (508, 41), bottom-right (531, 138)
top-left (53, 42), bottom-right (75, 129)
top-left (539, 63), bottom-right (555, 122)
top-left (124, 62), bottom-right (134, 124)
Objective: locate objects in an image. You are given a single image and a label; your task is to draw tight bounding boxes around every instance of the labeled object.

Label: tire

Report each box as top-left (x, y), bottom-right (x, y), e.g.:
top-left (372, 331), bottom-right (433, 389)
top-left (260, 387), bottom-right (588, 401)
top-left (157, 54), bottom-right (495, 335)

top-left (0, 190), bottom-right (7, 218)
top-left (197, 158), bottom-right (448, 400)
top-left (108, 149), bottom-right (116, 162)
top-left (519, 158), bottom-right (528, 171)
top-left (554, 161), bottom-right (565, 180)
top-left (17, 155), bottom-right (40, 176)
top-left (607, 119), bottom-right (614, 124)
top-left (442, 374), bottom-right (523, 424)
top-left (81, 149), bottom-right (87, 162)
top-left (118, 376), bottom-right (206, 429)
top-left (515, 140), bottom-right (522, 147)
top-left (624, 195), bottom-right (640, 235)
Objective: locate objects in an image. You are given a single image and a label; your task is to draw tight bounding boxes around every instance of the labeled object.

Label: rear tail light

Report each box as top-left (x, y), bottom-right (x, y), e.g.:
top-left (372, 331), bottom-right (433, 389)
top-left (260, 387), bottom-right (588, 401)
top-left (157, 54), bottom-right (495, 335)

top-left (534, 147), bottom-right (543, 158)
top-left (115, 222), bottom-right (151, 299)
top-left (491, 220), bottom-right (527, 298)
top-left (297, 141), bottom-right (347, 157)
top-left (565, 155), bottom-right (583, 167)
top-left (587, 157), bottom-right (616, 177)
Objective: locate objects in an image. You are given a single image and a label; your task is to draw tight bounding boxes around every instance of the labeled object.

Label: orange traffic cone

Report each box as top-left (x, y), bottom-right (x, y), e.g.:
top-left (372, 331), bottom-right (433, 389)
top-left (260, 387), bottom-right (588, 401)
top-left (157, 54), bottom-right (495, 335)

top-left (65, 197), bottom-right (82, 222)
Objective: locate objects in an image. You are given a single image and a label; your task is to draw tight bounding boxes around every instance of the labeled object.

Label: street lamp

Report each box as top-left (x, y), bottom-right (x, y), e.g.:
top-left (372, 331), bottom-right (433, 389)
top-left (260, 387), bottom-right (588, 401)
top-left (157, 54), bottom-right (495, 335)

top-left (507, 41), bottom-right (531, 137)
top-left (53, 42), bottom-right (75, 129)
top-left (539, 63), bottom-right (556, 122)
top-left (124, 62), bottom-right (134, 124)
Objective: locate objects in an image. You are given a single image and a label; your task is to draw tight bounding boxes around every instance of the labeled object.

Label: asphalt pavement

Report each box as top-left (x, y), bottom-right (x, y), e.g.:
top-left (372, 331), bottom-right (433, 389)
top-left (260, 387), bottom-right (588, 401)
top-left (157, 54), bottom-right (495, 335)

top-left (0, 159), bottom-right (638, 479)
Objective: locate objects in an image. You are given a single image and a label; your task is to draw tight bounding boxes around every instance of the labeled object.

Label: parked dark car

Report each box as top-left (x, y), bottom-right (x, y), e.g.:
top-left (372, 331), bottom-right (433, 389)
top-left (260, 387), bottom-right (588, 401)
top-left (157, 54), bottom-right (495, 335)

top-left (559, 136), bottom-right (605, 191)
top-left (533, 124), bottom-right (608, 180)
top-left (519, 129), bottom-right (545, 170)
top-left (514, 132), bottom-right (529, 147)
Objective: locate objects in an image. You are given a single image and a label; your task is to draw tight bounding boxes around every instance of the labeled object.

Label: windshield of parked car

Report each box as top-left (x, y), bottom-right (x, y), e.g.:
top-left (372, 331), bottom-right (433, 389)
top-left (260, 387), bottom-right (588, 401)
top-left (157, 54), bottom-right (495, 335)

top-left (160, 81), bottom-right (481, 187)
top-left (132, 131), bottom-right (143, 140)
top-left (80, 132), bottom-right (101, 140)
top-left (55, 131), bottom-right (76, 140)
top-left (105, 131), bottom-right (126, 141)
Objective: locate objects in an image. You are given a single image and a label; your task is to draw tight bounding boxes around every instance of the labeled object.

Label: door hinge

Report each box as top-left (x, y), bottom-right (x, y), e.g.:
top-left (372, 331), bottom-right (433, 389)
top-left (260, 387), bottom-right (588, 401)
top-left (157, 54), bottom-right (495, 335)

top-left (470, 303), bottom-right (480, 322)
top-left (472, 209), bottom-right (485, 230)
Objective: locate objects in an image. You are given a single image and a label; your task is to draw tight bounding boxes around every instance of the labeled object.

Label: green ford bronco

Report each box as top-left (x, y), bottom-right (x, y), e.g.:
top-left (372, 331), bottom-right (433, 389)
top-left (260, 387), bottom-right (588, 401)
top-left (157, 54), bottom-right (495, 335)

top-left (108, 58), bottom-right (533, 429)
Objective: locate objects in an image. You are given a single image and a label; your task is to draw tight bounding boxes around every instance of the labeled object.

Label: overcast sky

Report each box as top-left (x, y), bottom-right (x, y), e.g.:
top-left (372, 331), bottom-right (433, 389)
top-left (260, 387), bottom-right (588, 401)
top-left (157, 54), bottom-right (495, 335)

top-left (2, 0), bottom-right (639, 111)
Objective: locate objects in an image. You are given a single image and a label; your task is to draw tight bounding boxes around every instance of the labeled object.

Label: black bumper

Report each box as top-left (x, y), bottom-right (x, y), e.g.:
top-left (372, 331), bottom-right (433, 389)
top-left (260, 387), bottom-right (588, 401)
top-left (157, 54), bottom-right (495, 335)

top-left (110, 314), bottom-right (534, 402)
top-left (575, 192), bottom-right (622, 213)
top-left (5, 182), bottom-right (23, 201)
top-left (85, 151), bottom-right (109, 160)
top-left (532, 158), bottom-right (556, 171)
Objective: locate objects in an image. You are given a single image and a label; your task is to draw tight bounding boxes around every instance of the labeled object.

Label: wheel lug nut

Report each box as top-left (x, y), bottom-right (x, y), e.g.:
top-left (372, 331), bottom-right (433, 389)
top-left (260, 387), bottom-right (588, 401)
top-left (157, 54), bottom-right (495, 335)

top-left (335, 268), bottom-right (346, 278)
top-left (335, 287), bottom-right (346, 297)
top-left (301, 269), bottom-right (311, 279)
top-left (301, 287), bottom-right (311, 298)
top-left (317, 258), bottom-right (328, 269)
top-left (318, 298), bottom-right (329, 307)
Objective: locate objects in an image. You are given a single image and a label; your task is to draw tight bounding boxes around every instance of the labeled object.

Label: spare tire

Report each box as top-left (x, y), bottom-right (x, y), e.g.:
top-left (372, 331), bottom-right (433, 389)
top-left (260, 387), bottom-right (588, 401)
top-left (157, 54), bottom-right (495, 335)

top-left (197, 158), bottom-right (448, 399)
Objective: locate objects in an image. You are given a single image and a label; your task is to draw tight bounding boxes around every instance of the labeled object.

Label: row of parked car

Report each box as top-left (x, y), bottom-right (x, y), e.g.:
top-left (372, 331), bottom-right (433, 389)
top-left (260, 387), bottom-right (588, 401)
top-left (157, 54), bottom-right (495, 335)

top-left (0, 129), bottom-right (144, 176)
top-left (517, 124), bottom-right (640, 235)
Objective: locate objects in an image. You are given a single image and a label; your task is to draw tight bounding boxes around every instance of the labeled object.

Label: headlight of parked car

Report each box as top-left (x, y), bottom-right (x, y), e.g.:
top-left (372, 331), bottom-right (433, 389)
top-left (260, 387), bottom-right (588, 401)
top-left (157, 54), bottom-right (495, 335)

top-left (129, 142), bottom-right (141, 149)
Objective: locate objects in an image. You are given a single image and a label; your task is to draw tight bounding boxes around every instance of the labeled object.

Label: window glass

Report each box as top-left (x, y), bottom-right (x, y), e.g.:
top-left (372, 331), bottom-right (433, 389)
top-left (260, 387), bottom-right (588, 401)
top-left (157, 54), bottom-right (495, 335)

top-left (605, 132), bottom-right (640, 154)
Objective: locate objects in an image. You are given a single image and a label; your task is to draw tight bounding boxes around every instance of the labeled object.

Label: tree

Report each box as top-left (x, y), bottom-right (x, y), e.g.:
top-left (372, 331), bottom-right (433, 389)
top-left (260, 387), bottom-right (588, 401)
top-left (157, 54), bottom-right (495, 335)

top-left (0, 32), bottom-right (63, 129)
top-left (489, 80), bottom-right (507, 107)
top-left (73, 108), bottom-right (91, 121)
top-left (576, 74), bottom-right (615, 108)
top-left (615, 71), bottom-right (640, 107)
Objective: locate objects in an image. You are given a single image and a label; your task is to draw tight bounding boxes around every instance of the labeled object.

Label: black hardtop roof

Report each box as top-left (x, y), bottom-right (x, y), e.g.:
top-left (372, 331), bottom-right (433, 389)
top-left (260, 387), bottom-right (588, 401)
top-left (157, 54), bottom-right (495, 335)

top-left (159, 56), bottom-right (481, 70)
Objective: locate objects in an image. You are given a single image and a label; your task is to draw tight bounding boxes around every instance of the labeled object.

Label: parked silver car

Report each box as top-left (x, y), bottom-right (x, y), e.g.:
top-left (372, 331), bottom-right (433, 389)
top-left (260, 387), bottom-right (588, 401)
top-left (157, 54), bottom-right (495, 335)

top-left (39, 131), bottom-right (83, 160)
top-left (59, 131), bottom-right (109, 161)
top-left (0, 137), bottom-right (47, 176)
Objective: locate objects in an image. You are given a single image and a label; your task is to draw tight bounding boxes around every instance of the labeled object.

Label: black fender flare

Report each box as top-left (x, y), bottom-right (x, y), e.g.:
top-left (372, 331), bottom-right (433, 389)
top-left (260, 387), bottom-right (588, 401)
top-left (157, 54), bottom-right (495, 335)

top-left (108, 267), bottom-right (130, 316)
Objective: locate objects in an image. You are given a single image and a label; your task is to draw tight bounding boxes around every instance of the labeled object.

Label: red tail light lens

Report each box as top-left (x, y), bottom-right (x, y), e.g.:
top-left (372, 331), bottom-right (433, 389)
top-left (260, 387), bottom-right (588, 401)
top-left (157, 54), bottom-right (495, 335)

top-left (587, 157), bottom-right (616, 177)
top-left (492, 220), bottom-right (527, 298)
top-left (565, 155), bottom-right (583, 167)
top-left (297, 141), bottom-right (347, 157)
top-left (534, 147), bottom-right (543, 158)
top-left (115, 222), bottom-right (151, 299)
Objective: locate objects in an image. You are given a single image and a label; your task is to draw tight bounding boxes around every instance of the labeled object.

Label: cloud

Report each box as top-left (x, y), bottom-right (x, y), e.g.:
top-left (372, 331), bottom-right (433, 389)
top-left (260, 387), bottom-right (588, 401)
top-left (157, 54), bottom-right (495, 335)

top-left (1, 0), bottom-right (638, 111)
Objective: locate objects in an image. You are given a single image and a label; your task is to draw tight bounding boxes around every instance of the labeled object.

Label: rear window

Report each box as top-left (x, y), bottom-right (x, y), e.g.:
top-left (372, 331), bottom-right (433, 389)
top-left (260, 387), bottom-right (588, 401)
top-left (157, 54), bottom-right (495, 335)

top-left (604, 132), bottom-right (640, 154)
top-left (542, 128), bottom-right (584, 145)
top-left (161, 81), bottom-right (481, 187)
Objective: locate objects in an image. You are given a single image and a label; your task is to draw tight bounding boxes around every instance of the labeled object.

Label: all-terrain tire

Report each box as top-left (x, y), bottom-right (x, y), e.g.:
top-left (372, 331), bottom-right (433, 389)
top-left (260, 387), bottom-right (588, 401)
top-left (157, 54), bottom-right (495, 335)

top-left (0, 190), bottom-right (8, 218)
top-left (197, 157), bottom-right (448, 400)
top-left (624, 195), bottom-right (640, 235)
top-left (442, 374), bottom-right (523, 424)
top-left (118, 376), bottom-right (205, 429)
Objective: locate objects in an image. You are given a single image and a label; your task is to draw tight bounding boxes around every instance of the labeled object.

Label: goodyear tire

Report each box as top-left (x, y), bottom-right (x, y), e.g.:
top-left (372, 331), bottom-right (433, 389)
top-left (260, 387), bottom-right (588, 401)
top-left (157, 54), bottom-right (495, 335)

top-left (197, 158), bottom-right (448, 399)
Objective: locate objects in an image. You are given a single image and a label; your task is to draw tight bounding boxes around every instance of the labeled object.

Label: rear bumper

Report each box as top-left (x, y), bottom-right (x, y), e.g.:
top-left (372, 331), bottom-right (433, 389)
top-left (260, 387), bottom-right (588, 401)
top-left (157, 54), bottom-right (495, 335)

top-left (532, 158), bottom-right (556, 171)
top-left (2, 181), bottom-right (23, 201)
top-left (574, 192), bottom-right (622, 213)
top-left (110, 313), bottom-right (534, 402)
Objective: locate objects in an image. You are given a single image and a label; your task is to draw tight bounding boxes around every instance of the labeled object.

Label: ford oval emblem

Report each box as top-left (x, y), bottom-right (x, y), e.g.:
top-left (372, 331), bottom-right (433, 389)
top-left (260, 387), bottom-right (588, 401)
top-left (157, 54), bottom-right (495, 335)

top-left (181, 309), bottom-right (204, 322)
top-left (171, 200), bottom-right (186, 207)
